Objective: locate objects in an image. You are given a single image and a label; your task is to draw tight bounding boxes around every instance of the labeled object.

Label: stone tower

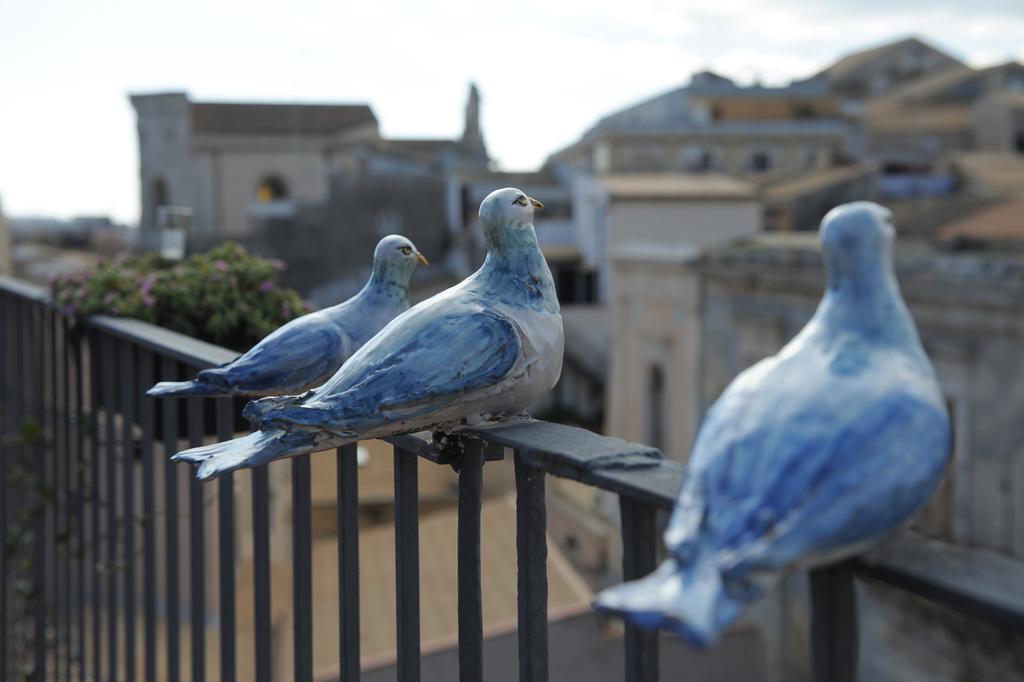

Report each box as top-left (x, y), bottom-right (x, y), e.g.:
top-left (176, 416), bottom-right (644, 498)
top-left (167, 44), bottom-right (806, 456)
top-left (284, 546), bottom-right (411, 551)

top-left (459, 83), bottom-right (489, 163)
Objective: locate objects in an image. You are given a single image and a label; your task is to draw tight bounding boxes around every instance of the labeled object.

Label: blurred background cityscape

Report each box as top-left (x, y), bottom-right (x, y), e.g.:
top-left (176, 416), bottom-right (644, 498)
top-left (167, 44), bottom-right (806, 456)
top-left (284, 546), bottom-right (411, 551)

top-left (2, 1), bottom-right (1024, 679)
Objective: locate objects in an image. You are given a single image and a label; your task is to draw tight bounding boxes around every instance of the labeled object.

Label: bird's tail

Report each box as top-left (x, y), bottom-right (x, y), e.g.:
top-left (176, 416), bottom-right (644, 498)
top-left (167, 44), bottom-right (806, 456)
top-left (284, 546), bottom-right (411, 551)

top-left (146, 379), bottom-right (223, 398)
top-left (172, 428), bottom-right (338, 480)
top-left (593, 559), bottom-right (747, 648)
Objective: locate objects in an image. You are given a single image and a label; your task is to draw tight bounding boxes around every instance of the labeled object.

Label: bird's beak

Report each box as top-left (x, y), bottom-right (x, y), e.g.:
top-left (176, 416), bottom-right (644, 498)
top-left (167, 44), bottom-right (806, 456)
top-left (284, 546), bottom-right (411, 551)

top-left (530, 197), bottom-right (544, 210)
top-left (416, 252), bottom-right (429, 266)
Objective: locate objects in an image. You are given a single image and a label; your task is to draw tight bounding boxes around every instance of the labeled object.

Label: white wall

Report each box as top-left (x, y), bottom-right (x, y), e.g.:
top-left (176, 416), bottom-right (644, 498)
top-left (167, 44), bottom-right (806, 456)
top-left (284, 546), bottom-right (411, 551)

top-left (606, 252), bottom-right (704, 462)
top-left (606, 199), bottom-right (761, 250)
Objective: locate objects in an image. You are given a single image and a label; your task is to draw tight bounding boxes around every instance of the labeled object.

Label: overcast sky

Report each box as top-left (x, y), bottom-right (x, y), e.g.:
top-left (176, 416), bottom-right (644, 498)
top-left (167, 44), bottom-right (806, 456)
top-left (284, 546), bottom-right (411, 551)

top-left (1, 0), bottom-right (1022, 223)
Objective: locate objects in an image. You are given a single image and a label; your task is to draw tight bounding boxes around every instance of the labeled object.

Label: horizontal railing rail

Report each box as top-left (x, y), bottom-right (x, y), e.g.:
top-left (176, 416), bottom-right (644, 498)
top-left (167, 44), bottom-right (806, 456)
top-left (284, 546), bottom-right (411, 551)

top-left (1, 273), bottom-right (1022, 682)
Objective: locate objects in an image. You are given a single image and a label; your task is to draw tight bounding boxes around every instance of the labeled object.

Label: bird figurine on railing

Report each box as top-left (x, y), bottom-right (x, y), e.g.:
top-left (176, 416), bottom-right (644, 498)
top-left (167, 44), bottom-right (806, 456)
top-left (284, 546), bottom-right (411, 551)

top-left (146, 235), bottom-right (427, 398)
top-left (172, 188), bottom-right (564, 479)
top-left (594, 202), bottom-right (951, 647)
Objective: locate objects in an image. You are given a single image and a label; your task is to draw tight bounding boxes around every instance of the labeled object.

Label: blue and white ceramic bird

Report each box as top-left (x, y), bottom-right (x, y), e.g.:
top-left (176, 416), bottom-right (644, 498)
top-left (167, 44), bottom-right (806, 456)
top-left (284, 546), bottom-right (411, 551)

top-left (172, 188), bottom-right (564, 479)
top-left (594, 202), bottom-right (951, 647)
top-left (146, 235), bottom-right (427, 398)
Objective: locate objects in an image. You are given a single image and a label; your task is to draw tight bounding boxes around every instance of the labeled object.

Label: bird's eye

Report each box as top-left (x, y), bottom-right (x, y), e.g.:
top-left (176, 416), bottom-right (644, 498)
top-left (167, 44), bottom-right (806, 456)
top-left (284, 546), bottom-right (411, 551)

top-left (513, 196), bottom-right (527, 206)
top-left (399, 246), bottom-right (412, 256)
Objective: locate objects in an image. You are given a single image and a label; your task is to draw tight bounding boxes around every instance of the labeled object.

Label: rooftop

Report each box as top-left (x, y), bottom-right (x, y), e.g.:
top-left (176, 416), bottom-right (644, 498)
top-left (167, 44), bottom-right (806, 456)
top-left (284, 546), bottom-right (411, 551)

top-left (256, 494), bottom-right (593, 673)
top-left (764, 162), bottom-right (878, 201)
top-left (948, 152), bottom-right (1024, 196)
top-left (938, 196), bottom-right (1024, 243)
top-left (190, 101), bottom-right (378, 136)
top-left (810, 36), bottom-right (963, 83)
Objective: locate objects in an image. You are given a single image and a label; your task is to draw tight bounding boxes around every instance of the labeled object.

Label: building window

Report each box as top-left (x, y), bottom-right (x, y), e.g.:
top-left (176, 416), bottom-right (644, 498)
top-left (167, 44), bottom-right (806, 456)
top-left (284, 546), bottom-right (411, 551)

top-left (257, 175), bottom-right (289, 203)
top-left (150, 177), bottom-right (169, 228)
top-left (621, 145), bottom-right (667, 172)
top-left (648, 364), bottom-right (665, 451)
top-left (680, 146), bottom-right (714, 172)
top-left (748, 150), bottom-right (772, 173)
top-left (791, 102), bottom-right (817, 118)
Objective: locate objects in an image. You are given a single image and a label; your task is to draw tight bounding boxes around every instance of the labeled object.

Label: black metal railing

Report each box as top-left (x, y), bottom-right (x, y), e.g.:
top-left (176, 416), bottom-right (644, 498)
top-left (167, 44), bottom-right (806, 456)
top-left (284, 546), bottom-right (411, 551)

top-left (1, 274), bottom-right (1022, 682)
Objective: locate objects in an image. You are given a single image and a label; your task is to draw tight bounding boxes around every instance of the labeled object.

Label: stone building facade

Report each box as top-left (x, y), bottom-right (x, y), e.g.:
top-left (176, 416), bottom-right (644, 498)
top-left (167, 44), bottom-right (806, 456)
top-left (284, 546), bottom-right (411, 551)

top-left (130, 86), bottom-right (490, 252)
top-left (547, 71), bottom-right (858, 180)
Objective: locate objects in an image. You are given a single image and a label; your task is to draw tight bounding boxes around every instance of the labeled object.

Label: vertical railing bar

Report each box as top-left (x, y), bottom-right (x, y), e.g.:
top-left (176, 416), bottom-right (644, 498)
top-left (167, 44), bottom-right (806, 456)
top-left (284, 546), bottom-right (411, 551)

top-left (0, 294), bottom-right (9, 682)
top-left (53, 310), bottom-right (65, 682)
top-left (514, 452), bottom-right (548, 682)
top-left (292, 454), bottom-right (314, 681)
top-left (89, 331), bottom-right (102, 682)
top-left (394, 446), bottom-right (421, 682)
top-left (7, 297), bottom-right (18, 681)
top-left (215, 399), bottom-right (236, 682)
top-left (161, 356), bottom-right (181, 682)
top-left (138, 349), bottom-right (157, 682)
top-left (809, 565), bottom-right (859, 682)
top-left (50, 310), bottom-right (62, 682)
top-left (37, 305), bottom-right (49, 680)
top-left (187, 395), bottom-right (207, 682)
top-left (251, 464), bottom-right (273, 682)
top-left (103, 333), bottom-right (120, 679)
top-left (16, 298), bottom-right (27, 682)
top-left (620, 498), bottom-right (659, 682)
top-left (33, 305), bottom-right (47, 680)
top-left (62, 314), bottom-right (73, 682)
top-left (72, 327), bottom-right (86, 682)
top-left (337, 444), bottom-right (360, 681)
top-left (121, 340), bottom-right (138, 681)
top-left (457, 442), bottom-right (485, 682)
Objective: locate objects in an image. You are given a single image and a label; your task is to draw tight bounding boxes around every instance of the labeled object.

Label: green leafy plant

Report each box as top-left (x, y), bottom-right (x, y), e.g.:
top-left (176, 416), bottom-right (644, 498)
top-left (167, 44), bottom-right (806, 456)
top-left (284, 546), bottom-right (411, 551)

top-left (51, 243), bottom-right (312, 351)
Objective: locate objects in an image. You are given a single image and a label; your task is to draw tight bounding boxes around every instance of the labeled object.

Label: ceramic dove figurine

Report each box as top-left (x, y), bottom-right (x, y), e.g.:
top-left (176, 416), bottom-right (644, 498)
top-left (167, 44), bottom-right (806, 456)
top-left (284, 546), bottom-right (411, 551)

top-left (146, 235), bottom-right (427, 398)
top-left (595, 202), bottom-right (951, 647)
top-left (173, 188), bottom-right (564, 479)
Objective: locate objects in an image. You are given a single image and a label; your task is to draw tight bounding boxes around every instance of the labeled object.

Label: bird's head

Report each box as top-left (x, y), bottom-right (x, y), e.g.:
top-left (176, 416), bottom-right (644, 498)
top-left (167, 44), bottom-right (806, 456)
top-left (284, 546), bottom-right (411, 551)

top-left (820, 201), bottom-right (896, 291)
top-left (478, 187), bottom-right (544, 252)
top-left (372, 234), bottom-right (428, 287)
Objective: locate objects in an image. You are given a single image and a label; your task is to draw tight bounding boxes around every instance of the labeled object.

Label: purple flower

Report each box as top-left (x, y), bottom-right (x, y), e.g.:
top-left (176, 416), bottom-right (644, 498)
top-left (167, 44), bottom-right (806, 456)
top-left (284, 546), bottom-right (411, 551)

top-left (142, 294), bottom-right (155, 308)
top-left (140, 273), bottom-right (156, 295)
top-left (214, 260), bottom-right (229, 272)
top-left (269, 259), bottom-right (285, 271)
top-left (259, 280), bottom-right (274, 293)
top-left (281, 303), bottom-right (292, 319)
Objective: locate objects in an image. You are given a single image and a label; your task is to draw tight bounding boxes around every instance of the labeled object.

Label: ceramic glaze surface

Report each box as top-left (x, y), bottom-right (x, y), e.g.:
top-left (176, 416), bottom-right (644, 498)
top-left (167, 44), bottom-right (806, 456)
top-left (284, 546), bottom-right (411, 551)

top-left (173, 188), bottom-right (564, 479)
top-left (594, 202), bottom-right (951, 647)
top-left (146, 235), bottom-right (426, 398)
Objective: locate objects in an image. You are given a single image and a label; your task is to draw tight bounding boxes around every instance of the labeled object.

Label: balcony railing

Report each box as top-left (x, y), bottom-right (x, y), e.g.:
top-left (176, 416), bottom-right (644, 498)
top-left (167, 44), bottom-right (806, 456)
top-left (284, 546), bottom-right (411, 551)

top-left (1, 273), bottom-right (1021, 682)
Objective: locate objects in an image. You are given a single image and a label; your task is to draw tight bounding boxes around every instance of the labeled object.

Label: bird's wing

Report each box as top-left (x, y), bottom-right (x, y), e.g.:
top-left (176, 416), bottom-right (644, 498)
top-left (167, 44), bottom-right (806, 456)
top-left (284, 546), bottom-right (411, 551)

top-left (258, 305), bottom-right (521, 434)
top-left (668, 350), bottom-right (949, 573)
top-left (206, 313), bottom-right (347, 394)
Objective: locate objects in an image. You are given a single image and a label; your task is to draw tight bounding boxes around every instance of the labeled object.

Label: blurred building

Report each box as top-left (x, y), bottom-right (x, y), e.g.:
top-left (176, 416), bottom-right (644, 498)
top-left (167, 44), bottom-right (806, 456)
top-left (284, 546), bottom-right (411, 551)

top-left (130, 85), bottom-right (490, 251)
top-left (547, 70), bottom-right (858, 179)
top-left (800, 36), bottom-right (964, 107)
top-left (865, 61), bottom-right (1024, 183)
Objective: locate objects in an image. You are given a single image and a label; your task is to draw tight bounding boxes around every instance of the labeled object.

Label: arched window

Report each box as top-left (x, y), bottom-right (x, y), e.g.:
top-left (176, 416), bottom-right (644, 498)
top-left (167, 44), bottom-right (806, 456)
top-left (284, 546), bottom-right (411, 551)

top-left (648, 364), bottom-right (665, 451)
top-left (749, 150), bottom-right (772, 173)
top-left (152, 177), bottom-right (169, 206)
top-left (150, 177), bottom-right (170, 228)
top-left (257, 175), bottom-right (289, 203)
